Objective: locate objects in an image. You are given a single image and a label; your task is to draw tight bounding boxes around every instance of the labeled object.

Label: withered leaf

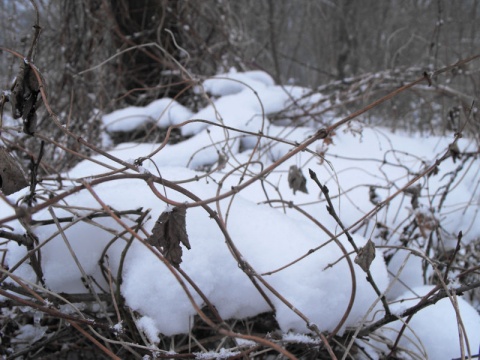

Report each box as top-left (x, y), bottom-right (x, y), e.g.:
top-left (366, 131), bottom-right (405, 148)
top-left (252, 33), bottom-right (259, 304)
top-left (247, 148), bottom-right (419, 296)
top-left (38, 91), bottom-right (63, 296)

top-left (369, 186), bottom-right (381, 205)
top-left (288, 165), bottom-right (308, 195)
top-left (148, 206), bottom-right (190, 268)
top-left (0, 147), bottom-right (29, 195)
top-left (403, 184), bottom-right (421, 209)
top-left (449, 142), bottom-right (461, 163)
top-left (354, 239), bottom-right (376, 272)
top-left (11, 60), bottom-right (41, 135)
top-left (323, 135), bottom-right (334, 146)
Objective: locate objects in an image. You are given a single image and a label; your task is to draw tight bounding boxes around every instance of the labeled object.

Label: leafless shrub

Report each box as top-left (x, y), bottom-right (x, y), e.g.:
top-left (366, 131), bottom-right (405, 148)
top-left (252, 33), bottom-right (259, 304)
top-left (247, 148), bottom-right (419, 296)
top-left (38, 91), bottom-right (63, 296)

top-left (1, 2), bottom-right (480, 359)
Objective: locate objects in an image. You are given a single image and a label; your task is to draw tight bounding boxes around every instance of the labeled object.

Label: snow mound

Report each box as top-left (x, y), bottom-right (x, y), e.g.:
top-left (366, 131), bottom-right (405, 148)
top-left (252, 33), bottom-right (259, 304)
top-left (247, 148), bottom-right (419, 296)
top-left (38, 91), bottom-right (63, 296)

top-left (5, 166), bottom-right (388, 336)
top-left (202, 69), bottom-right (275, 96)
top-left (103, 98), bottom-right (193, 132)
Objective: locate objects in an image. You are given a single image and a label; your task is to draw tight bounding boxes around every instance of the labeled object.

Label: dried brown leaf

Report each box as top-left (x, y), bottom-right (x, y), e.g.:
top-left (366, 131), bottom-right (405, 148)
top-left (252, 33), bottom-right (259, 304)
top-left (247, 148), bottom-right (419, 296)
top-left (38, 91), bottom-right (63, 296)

top-left (449, 142), bottom-right (461, 163)
top-left (354, 239), bottom-right (376, 272)
top-left (369, 186), bottom-right (381, 205)
top-left (323, 135), bottom-right (334, 146)
top-left (288, 165), bottom-right (308, 195)
top-left (148, 206), bottom-right (190, 268)
top-left (11, 61), bottom-right (41, 135)
top-left (0, 147), bottom-right (29, 195)
top-left (403, 184), bottom-right (421, 209)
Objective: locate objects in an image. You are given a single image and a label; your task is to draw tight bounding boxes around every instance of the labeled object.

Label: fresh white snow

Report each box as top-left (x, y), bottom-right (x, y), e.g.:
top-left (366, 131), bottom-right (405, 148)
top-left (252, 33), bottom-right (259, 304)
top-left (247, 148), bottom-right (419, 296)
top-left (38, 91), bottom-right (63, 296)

top-left (102, 97), bottom-right (193, 133)
top-left (369, 285), bottom-right (480, 359)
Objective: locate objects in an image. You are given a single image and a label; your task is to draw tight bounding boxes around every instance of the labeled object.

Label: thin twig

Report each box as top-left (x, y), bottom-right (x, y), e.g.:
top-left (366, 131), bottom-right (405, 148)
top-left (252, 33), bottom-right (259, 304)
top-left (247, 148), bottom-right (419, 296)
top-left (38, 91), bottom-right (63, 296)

top-left (444, 231), bottom-right (463, 283)
top-left (309, 168), bottom-right (391, 316)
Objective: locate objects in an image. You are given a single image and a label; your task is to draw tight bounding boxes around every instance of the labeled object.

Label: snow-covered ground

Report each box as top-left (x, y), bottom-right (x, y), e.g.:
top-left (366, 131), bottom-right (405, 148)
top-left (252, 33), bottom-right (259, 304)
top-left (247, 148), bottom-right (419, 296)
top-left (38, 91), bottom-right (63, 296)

top-left (2, 69), bottom-right (480, 359)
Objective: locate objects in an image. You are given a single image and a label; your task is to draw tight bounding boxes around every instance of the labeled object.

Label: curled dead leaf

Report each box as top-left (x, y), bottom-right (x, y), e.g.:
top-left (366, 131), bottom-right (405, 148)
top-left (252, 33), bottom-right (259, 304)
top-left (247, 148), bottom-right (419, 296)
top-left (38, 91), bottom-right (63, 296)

top-left (449, 142), bottom-right (461, 163)
top-left (354, 239), bottom-right (376, 272)
top-left (11, 60), bottom-right (42, 135)
top-left (369, 186), bottom-right (381, 205)
top-left (288, 165), bottom-right (308, 195)
top-left (148, 206), bottom-right (190, 268)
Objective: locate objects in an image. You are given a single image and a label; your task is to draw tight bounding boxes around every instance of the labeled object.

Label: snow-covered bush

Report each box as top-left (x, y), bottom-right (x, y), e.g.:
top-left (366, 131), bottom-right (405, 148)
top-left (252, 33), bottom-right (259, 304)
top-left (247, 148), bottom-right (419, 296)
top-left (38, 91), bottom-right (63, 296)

top-left (1, 63), bottom-right (480, 359)
top-left (1, 5), bottom-right (480, 359)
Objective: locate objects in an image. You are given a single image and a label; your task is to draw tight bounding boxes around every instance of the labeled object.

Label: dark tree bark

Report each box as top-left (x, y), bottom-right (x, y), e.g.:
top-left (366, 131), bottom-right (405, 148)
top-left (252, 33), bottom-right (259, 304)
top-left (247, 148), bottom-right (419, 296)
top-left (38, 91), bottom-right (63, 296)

top-left (108, 0), bottom-right (185, 104)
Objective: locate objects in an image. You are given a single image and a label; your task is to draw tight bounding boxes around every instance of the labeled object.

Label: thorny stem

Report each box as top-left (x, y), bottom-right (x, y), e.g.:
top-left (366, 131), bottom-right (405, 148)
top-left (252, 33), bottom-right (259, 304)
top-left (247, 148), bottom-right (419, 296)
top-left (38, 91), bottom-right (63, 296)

top-left (444, 231), bottom-right (463, 283)
top-left (309, 168), bottom-right (391, 317)
top-left (308, 169), bottom-right (357, 252)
